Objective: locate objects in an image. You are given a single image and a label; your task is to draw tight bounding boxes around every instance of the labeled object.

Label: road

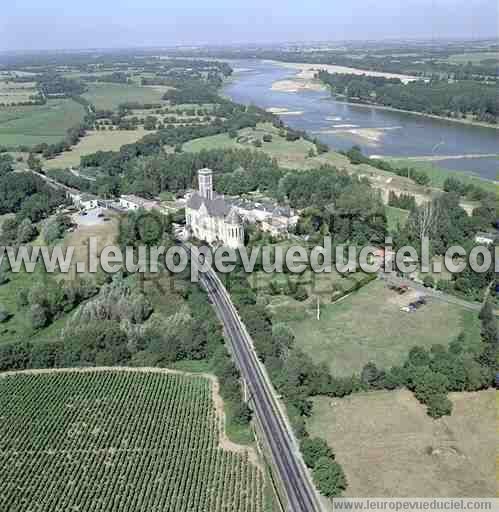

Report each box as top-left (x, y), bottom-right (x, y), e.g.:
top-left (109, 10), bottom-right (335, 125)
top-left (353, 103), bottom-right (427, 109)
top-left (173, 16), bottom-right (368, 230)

top-left (187, 245), bottom-right (321, 512)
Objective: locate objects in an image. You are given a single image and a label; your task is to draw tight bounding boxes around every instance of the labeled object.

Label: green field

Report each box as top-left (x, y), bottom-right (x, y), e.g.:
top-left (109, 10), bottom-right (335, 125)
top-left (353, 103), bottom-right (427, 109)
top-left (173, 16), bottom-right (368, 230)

top-left (0, 369), bottom-right (265, 512)
top-left (0, 99), bottom-right (86, 147)
top-left (0, 269), bottom-right (69, 345)
top-left (43, 128), bottom-right (147, 169)
top-left (183, 122), bottom-right (318, 168)
top-left (274, 279), bottom-right (480, 377)
top-left (82, 83), bottom-right (166, 110)
top-left (388, 158), bottom-right (498, 194)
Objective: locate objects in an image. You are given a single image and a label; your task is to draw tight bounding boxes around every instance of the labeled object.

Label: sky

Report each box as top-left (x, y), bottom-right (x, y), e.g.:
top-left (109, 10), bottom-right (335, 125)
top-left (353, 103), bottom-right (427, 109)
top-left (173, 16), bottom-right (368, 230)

top-left (1, 0), bottom-right (497, 51)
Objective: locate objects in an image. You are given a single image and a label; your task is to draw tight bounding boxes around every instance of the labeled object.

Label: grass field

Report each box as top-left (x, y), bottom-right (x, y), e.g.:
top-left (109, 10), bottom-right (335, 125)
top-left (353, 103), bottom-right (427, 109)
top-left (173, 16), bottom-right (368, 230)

top-left (274, 279), bottom-right (479, 377)
top-left (82, 83), bottom-right (166, 111)
top-left (0, 268), bottom-right (68, 345)
top-left (0, 99), bottom-right (86, 147)
top-left (388, 158), bottom-right (498, 194)
top-left (62, 210), bottom-right (120, 279)
top-left (0, 369), bottom-right (265, 512)
top-left (183, 122), bottom-right (318, 168)
top-left (308, 389), bottom-right (496, 499)
top-left (44, 128), bottom-right (147, 169)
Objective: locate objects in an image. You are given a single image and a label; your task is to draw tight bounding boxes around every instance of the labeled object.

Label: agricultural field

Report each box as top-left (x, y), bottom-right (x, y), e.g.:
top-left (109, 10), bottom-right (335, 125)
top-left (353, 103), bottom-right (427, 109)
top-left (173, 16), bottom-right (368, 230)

top-left (273, 279), bottom-right (479, 377)
top-left (0, 369), bottom-right (265, 512)
top-left (308, 389), bottom-right (496, 499)
top-left (0, 99), bottom-right (86, 147)
top-left (0, 79), bottom-right (39, 106)
top-left (82, 83), bottom-right (166, 111)
top-left (43, 128), bottom-right (147, 169)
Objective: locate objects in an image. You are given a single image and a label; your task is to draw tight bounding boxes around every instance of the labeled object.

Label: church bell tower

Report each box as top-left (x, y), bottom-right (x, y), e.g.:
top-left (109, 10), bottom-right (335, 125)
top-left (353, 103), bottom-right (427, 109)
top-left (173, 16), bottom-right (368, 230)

top-left (198, 168), bottom-right (213, 200)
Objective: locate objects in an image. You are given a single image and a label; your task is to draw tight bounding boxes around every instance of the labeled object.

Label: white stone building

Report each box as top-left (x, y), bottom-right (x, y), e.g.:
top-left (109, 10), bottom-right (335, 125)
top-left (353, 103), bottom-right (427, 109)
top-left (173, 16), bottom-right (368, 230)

top-left (185, 168), bottom-right (244, 249)
top-left (119, 195), bottom-right (158, 211)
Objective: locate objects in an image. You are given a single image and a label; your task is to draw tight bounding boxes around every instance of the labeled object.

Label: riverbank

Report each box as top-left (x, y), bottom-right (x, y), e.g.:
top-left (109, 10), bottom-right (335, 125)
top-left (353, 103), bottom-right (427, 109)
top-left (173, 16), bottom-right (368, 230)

top-left (267, 60), bottom-right (498, 130)
top-left (384, 158), bottom-right (498, 194)
top-left (326, 96), bottom-right (499, 130)
top-left (268, 60), bottom-right (419, 84)
top-left (222, 59), bottom-right (499, 180)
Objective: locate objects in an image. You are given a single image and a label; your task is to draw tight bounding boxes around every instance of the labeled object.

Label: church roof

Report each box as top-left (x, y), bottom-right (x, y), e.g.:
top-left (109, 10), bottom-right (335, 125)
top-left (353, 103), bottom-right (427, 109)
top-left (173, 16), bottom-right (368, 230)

top-left (186, 192), bottom-right (231, 218)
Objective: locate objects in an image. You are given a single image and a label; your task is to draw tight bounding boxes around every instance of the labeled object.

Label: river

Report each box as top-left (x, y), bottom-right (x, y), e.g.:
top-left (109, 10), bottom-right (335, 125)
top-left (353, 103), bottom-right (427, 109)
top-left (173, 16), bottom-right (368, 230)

top-left (222, 60), bottom-right (498, 181)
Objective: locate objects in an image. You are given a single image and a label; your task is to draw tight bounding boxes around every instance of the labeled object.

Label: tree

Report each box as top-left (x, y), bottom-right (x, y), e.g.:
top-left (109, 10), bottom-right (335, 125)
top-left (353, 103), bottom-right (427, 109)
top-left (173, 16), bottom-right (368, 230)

top-left (412, 368), bottom-right (449, 405)
top-left (426, 393), bottom-right (452, 418)
top-left (361, 362), bottom-right (386, 389)
top-left (408, 346), bottom-right (431, 367)
top-left (17, 218), bottom-right (38, 243)
top-left (301, 437), bottom-right (334, 468)
top-left (312, 457), bottom-right (347, 498)
top-left (423, 275), bottom-right (435, 288)
top-left (292, 286), bottom-right (309, 302)
top-left (479, 299), bottom-right (498, 346)
top-left (411, 200), bottom-right (440, 242)
top-left (0, 304), bottom-right (10, 323)
top-left (233, 403), bottom-right (253, 426)
top-left (27, 153), bottom-right (42, 172)
top-left (30, 304), bottom-right (49, 329)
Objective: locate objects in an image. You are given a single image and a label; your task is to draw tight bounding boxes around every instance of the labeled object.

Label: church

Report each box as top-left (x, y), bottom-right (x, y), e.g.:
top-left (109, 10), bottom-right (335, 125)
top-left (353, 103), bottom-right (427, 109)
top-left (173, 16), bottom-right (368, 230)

top-left (185, 168), bottom-right (245, 249)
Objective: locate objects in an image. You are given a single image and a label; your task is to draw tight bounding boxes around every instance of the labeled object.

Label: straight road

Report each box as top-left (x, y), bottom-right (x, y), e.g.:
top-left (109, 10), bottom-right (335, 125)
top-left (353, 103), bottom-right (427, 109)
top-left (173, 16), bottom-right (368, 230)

top-left (186, 243), bottom-right (321, 512)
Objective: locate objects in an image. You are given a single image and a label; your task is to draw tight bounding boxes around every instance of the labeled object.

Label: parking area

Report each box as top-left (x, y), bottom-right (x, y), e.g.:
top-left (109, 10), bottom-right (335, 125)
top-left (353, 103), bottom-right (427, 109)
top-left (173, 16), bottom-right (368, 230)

top-left (71, 208), bottom-right (111, 227)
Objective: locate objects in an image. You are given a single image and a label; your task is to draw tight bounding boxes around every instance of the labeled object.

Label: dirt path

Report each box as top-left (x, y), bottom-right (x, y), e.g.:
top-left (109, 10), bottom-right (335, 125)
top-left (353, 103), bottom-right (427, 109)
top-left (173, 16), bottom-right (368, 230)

top-left (0, 366), bottom-right (262, 470)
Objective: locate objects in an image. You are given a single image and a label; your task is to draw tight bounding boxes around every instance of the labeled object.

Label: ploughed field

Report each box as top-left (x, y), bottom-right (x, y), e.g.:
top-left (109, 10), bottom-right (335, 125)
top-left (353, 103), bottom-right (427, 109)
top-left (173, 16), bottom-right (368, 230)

top-left (0, 369), bottom-right (264, 512)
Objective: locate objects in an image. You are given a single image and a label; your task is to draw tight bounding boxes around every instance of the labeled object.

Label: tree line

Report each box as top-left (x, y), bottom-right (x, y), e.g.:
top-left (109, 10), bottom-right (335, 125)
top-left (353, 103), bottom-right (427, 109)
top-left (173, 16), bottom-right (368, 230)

top-left (318, 71), bottom-right (498, 124)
